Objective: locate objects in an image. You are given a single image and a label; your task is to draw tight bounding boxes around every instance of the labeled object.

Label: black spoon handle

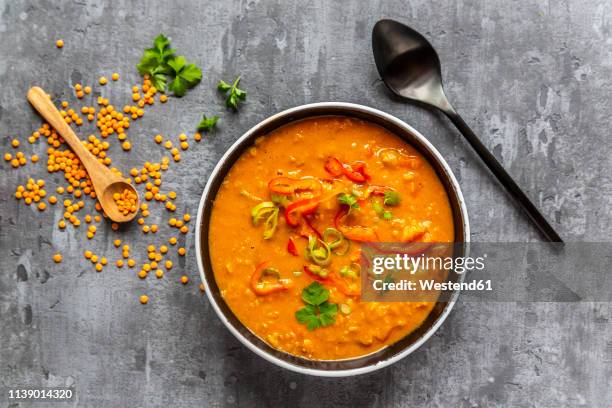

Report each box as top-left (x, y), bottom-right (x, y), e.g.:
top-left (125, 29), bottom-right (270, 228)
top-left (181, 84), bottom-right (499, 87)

top-left (441, 106), bottom-right (563, 242)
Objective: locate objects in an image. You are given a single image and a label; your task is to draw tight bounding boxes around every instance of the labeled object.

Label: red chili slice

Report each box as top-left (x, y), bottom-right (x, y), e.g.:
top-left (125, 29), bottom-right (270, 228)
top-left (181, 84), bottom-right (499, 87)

top-left (287, 237), bottom-right (299, 256)
top-left (284, 197), bottom-right (320, 227)
top-left (324, 157), bottom-right (371, 183)
top-left (250, 261), bottom-right (293, 296)
top-left (303, 266), bottom-right (360, 297)
top-left (324, 157), bottom-right (344, 177)
top-left (368, 185), bottom-right (394, 196)
top-left (299, 215), bottom-right (322, 239)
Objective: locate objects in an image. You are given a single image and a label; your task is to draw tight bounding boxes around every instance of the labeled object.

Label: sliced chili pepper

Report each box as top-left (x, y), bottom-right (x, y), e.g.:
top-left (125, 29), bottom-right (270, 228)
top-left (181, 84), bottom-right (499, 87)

top-left (299, 215), bottom-right (322, 239)
top-left (285, 197), bottom-right (320, 227)
top-left (324, 157), bottom-right (344, 177)
top-left (268, 177), bottom-right (322, 196)
top-left (325, 157), bottom-right (371, 183)
top-left (367, 185), bottom-right (394, 196)
top-left (303, 266), bottom-right (360, 296)
top-left (287, 237), bottom-right (299, 256)
top-left (342, 161), bottom-right (370, 183)
top-left (250, 261), bottom-right (293, 296)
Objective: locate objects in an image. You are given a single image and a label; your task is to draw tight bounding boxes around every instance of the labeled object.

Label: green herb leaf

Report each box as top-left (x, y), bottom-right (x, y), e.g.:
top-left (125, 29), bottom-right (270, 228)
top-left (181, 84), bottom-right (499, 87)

top-left (382, 210), bottom-right (393, 220)
top-left (167, 55), bottom-right (186, 73)
top-left (180, 63), bottom-right (203, 84)
top-left (338, 193), bottom-right (360, 211)
top-left (295, 284), bottom-right (338, 332)
top-left (136, 34), bottom-right (175, 77)
top-left (217, 80), bottom-right (232, 93)
top-left (153, 34), bottom-right (171, 54)
top-left (301, 281), bottom-right (329, 306)
top-left (295, 305), bottom-right (321, 331)
top-left (218, 75), bottom-right (247, 110)
top-left (151, 72), bottom-right (167, 92)
top-left (167, 56), bottom-right (202, 96)
top-left (168, 76), bottom-right (187, 97)
top-left (383, 191), bottom-right (401, 206)
top-left (318, 302), bottom-right (338, 327)
top-left (197, 114), bottom-right (219, 132)
top-left (136, 35), bottom-right (201, 97)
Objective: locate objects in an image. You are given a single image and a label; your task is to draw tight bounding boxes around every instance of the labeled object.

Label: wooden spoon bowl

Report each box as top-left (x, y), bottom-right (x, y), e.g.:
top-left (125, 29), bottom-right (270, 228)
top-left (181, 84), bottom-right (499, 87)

top-left (27, 86), bottom-right (139, 223)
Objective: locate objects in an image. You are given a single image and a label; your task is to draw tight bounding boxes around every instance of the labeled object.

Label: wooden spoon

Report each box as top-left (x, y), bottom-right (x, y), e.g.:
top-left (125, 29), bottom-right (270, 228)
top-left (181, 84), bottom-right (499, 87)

top-left (27, 86), bottom-right (139, 223)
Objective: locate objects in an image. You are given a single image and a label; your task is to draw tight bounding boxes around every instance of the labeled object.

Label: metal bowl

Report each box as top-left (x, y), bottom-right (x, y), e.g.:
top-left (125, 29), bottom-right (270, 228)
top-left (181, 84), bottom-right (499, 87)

top-left (195, 103), bottom-right (470, 377)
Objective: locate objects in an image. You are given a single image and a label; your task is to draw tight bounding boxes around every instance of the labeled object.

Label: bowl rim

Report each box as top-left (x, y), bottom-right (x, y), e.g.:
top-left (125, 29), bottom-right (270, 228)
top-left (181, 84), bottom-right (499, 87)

top-left (195, 102), bottom-right (470, 377)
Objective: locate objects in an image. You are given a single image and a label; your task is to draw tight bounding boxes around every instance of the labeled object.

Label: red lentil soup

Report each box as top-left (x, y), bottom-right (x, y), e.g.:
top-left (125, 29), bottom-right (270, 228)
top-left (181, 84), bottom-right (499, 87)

top-left (209, 116), bottom-right (454, 360)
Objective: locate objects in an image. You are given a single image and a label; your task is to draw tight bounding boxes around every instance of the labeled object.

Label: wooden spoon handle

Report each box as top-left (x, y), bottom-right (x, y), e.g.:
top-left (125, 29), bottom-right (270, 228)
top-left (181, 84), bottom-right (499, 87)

top-left (27, 87), bottom-right (108, 178)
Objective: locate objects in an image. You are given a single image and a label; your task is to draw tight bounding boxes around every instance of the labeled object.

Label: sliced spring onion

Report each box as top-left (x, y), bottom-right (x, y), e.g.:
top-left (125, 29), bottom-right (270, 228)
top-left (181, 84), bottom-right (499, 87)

top-left (270, 193), bottom-right (290, 207)
top-left (260, 267), bottom-right (280, 279)
top-left (263, 208), bottom-right (279, 239)
top-left (323, 227), bottom-right (343, 248)
top-left (323, 227), bottom-right (350, 255)
top-left (240, 190), bottom-right (263, 201)
top-left (305, 236), bottom-right (332, 266)
top-left (308, 264), bottom-right (329, 278)
top-left (339, 303), bottom-right (351, 315)
top-left (251, 202), bottom-right (276, 225)
top-left (339, 262), bottom-right (361, 279)
top-left (251, 202), bottom-right (279, 239)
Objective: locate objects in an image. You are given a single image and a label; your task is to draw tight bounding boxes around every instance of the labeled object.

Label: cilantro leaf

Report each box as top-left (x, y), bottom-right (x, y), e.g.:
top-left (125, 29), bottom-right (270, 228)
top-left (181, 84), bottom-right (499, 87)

top-left (217, 80), bottom-right (232, 93)
top-left (295, 305), bottom-right (320, 330)
top-left (180, 64), bottom-right (202, 84)
top-left (301, 282), bottom-right (329, 306)
top-left (218, 75), bottom-right (247, 110)
top-left (338, 193), bottom-right (360, 211)
top-left (136, 35), bottom-right (201, 96)
top-left (295, 282), bottom-right (337, 331)
top-left (197, 114), bottom-right (219, 132)
top-left (295, 302), bottom-right (337, 331)
top-left (136, 34), bottom-right (175, 77)
top-left (383, 191), bottom-right (401, 206)
top-left (167, 55), bottom-right (186, 73)
top-left (318, 302), bottom-right (338, 327)
top-left (167, 56), bottom-right (202, 96)
top-left (168, 76), bottom-right (187, 97)
top-left (154, 34), bottom-right (170, 53)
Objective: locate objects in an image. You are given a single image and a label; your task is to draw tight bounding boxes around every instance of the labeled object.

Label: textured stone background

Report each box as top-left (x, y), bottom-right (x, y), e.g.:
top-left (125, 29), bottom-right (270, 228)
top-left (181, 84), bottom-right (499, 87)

top-left (1, 0), bottom-right (611, 407)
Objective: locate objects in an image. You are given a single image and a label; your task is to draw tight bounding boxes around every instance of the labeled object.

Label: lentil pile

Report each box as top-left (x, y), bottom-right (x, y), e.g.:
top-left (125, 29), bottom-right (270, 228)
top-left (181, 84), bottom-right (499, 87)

top-left (7, 39), bottom-right (211, 303)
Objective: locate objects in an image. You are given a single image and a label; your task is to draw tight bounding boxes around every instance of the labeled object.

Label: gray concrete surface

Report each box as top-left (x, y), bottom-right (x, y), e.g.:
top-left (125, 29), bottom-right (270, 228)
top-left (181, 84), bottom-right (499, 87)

top-left (1, 0), bottom-right (611, 407)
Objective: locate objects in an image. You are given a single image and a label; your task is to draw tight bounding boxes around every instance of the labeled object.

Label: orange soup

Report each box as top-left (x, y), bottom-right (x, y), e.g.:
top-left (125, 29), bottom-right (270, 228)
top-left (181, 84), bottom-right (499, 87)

top-left (209, 116), bottom-right (454, 360)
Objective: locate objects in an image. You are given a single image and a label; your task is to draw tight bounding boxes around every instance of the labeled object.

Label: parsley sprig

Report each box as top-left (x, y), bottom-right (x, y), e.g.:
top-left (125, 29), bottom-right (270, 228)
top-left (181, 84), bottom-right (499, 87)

top-left (295, 282), bottom-right (337, 331)
top-left (218, 75), bottom-right (246, 110)
top-left (197, 114), bottom-right (219, 132)
top-left (338, 193), bottom-right (360, 214)
top-left (136, 34), bottom-right (202, 97)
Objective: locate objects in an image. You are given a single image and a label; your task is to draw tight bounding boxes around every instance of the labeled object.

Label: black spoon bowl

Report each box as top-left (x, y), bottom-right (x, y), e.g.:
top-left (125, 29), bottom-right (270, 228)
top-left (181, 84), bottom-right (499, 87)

top-left (372, 19), bottom-right (563, 242)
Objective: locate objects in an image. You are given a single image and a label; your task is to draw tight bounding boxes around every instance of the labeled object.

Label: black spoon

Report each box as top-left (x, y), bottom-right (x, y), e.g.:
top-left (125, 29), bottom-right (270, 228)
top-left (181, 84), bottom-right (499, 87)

top-left (372, 19), bottom-right (562, 242)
